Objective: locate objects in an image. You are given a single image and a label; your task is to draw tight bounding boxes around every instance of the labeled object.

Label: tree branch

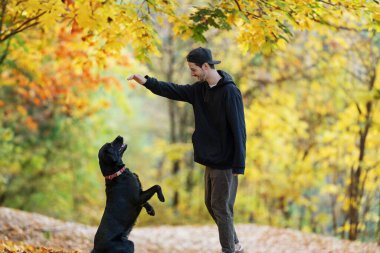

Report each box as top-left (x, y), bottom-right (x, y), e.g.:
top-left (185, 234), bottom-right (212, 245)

top-left (0, 0), bottom-right (7, 36)
top-left (0, 36), bottom-right (11, 65)
top-left (0, 11), bottom-right (45, 43)
top-left (311, 17), bottom-right (359, 32)
top-left (234, 0), bottom-right (242, 12)
top-left (316, 0), bottom-right (337, 7)
top-left (345, 69), bottom-right (366, 83)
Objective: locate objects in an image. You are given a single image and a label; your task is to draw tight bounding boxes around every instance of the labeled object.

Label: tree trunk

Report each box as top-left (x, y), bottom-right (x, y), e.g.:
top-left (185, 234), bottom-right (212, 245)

top-left (346, 54), bottom-right (376, 240)
top-left (330, 194), bottom-right (338, 236)
top-left (348, 165), bottom-right (360, 240)
top-left (165, 31), bottom-right (181, 209)
top-left (347, 103), bottom-right (373, 240)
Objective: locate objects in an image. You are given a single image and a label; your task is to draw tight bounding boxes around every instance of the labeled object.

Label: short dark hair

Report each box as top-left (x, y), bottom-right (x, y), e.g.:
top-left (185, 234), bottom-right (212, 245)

top-left (195, 62), bottom-right (215, 69)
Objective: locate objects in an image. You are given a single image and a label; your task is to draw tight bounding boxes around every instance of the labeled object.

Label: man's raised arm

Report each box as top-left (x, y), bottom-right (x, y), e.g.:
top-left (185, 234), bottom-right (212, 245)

top-left (127, 74), bottom-right (195, 104)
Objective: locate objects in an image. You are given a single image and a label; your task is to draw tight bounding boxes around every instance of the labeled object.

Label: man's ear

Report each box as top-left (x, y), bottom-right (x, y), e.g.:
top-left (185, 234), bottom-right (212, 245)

top-left (202, 63), bottom-right (209, 70)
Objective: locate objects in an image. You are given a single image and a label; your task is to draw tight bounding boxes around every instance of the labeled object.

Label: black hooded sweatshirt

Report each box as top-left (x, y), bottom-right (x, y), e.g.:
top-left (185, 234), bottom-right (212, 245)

top-left (143, 70), bottom-right (246, 174)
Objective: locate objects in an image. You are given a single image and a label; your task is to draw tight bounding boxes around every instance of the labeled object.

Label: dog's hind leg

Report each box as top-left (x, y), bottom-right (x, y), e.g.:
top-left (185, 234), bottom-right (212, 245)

top-left (138, 185), bottom-right (165, 204)
top-left (110, 240), bottom-right (134, 253)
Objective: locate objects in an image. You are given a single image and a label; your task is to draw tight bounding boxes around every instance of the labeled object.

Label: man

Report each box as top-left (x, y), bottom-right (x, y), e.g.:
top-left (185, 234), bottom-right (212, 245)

top-left (127, 47), bottom-right (246, 253)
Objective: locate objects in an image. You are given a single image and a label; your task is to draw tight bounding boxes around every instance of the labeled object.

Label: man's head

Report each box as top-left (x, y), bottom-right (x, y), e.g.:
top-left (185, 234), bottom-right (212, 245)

top-left (186, 47), bottom-right (220, 82)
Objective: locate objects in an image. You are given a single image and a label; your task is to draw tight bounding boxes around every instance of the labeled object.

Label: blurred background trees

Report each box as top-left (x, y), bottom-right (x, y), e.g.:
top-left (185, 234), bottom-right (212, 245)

top-left (0, 0), bottom-right (379, 243)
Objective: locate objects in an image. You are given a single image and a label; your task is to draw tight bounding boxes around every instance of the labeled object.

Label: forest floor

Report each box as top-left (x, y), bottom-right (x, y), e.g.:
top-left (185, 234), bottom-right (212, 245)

top-left (0, 207), bottom-right (379, 253)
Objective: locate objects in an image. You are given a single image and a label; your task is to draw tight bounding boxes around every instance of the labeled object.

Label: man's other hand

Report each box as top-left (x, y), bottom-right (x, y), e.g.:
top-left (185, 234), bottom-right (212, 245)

top-left (127, 74), bottom-right (147, 85)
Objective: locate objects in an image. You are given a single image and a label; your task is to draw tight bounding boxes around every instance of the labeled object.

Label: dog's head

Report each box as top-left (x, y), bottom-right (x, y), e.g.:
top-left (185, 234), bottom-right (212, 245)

top-left (98, 136), bottom-right (128, 177)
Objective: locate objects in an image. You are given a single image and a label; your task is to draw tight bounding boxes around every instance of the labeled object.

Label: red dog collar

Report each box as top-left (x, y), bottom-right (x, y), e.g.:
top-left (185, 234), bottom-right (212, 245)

top-left (105, 166), bottom-right (126, 180)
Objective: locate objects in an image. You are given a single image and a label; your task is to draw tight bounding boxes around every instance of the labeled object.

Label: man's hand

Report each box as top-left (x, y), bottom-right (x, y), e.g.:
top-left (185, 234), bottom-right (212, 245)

top-left (127, 74), bottom-right (147, 85)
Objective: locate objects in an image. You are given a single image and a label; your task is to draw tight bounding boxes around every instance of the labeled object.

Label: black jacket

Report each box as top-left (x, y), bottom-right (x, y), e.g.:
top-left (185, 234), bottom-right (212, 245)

top-left (143, 70), bottom-right (246, 174)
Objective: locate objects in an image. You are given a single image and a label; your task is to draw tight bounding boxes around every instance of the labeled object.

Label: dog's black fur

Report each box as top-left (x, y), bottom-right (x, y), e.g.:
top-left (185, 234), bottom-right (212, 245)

top-left (92, 136), bottom-right (165, 253)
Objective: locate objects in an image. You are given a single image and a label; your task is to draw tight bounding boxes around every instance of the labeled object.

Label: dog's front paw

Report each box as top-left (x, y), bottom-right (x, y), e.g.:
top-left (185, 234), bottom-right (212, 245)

top-left (156, 185), bottom-right (165, 202)
top-left (147, 208), bottom-right (155, 216)
top-left (143, 203), bottom-right (155, 216)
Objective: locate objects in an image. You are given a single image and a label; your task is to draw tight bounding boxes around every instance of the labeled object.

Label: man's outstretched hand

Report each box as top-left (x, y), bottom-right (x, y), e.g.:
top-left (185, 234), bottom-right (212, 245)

top-left (127, 74), bottom-right (147, 85)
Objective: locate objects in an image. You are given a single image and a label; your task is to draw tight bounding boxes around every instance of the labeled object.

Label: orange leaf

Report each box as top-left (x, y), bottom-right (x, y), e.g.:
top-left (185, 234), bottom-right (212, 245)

top-left (33, 98), bottom-right (41, 105)
top-left (64, 0), bottom-right (75, 7)
top-left (25, 117), bottom-right (38, 131)
top-left (71, 19), bottom-right (82, 34)
top-left (129, 82), bottom-right (137, 89)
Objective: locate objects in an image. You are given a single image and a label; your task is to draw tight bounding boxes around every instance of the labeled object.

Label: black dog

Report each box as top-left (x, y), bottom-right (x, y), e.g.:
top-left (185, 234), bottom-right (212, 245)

top-left (92, 136), bottom-right (165, 253)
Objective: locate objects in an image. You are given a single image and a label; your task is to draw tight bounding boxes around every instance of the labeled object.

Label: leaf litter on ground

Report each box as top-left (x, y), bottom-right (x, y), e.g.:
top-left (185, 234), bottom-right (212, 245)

top-left (0, 207), bottom-right (379, 253)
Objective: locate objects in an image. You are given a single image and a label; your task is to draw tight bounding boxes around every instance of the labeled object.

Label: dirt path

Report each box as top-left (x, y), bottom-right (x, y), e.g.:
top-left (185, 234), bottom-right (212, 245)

top-left (0, 207), bottom-right (379, 253)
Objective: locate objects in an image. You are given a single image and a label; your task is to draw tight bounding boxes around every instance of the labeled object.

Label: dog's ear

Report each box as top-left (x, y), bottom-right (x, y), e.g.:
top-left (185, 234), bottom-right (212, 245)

top-left (98, 144), bottom-right (107, 161)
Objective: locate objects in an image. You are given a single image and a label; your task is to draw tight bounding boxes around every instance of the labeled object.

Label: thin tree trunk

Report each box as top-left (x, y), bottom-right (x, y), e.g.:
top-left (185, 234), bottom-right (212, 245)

top-left (330, 194), bottom-right (338, 236)
top-left (346, 52), bottom-right (377, 240)
top-left (348, 165), bottom-right (360, 240)
top-left (298, 205), bottom-right (305, 231)
top-left (165, 28), bottom-right (181, 209)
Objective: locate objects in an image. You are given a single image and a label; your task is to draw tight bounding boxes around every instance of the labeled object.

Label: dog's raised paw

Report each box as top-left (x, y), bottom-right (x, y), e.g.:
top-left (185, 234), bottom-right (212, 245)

top-left (143, 203), bottom-right (155, 216)
top-left (158, 192), bottom-right (165, 202)
top-left (147, 209), bottom-right (155, 216)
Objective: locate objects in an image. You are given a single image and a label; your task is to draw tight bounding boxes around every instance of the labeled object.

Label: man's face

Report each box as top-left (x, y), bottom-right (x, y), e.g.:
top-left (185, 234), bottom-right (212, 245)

top-left (188, 62), bottom-right (207, 81)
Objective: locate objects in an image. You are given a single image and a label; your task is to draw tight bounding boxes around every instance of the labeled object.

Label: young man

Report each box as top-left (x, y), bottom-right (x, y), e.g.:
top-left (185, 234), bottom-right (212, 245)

top-left (127, 47), bottom-right (246, 253)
